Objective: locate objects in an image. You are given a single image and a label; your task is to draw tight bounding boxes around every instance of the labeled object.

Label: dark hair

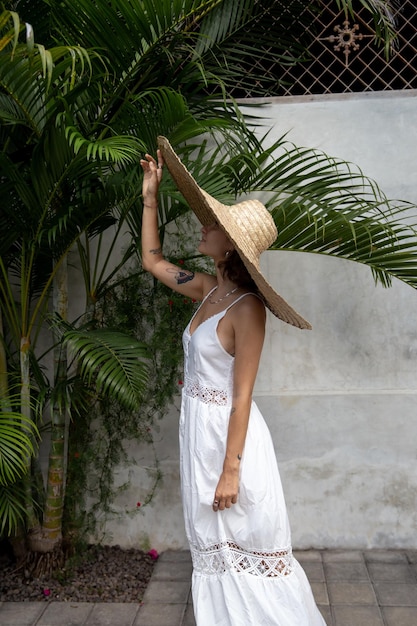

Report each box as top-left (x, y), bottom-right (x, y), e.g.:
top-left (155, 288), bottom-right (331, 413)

top-left (218, 250), bottom-right (259, 292)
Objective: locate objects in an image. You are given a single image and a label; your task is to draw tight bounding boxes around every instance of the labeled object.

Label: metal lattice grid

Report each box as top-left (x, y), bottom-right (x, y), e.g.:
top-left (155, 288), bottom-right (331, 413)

top-left (230, 0), bottom-right (417, 97)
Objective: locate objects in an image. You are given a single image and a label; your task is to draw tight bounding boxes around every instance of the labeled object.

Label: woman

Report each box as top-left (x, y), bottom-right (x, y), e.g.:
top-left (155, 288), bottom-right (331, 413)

top-left (140, 137), bottom-right (326, 626)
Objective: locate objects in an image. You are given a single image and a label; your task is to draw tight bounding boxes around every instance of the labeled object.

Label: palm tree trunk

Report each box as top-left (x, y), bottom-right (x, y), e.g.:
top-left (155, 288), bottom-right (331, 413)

top-left (20, 335), bottom-right (38, 532)
top-left (0, 308), bottom-right (8, 401)
top-left (28, 257), bottom-right (68, 568)
top-left (44, 256), bottom-right (68, 547)
top-left (10, 332), bottom-right (40, 564)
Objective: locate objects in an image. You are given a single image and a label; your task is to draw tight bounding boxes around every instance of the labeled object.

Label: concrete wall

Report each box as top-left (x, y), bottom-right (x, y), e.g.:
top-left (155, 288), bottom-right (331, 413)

top-left (105, 91), bottom-right (417, 551)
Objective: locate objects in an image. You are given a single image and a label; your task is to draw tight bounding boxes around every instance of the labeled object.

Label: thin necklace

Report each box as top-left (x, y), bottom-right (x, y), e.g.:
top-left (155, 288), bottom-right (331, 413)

top-left (208, 286), bottom-right (239, 305)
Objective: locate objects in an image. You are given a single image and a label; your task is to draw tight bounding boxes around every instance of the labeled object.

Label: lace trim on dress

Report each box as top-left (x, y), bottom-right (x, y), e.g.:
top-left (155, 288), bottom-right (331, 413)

top-left (190, 541), bottom-right (294, 578)
top-left (184, 379), bottom-right (229, 405)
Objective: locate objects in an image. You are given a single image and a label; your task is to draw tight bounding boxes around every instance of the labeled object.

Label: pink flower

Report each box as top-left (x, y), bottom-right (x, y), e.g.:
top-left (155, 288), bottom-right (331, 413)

top-left (43, 588), bottom-right (51, 597)
top-left (148, 548), bottom-right (159, 560)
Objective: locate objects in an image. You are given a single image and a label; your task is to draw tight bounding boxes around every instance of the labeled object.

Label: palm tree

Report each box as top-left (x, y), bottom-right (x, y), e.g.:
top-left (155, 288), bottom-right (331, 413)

top-left (0, 9), bottom-right (151, 567)
top-left (2, 0), bottom-right (415, 569)
top-left (42, 0), bottom-right (415, 289)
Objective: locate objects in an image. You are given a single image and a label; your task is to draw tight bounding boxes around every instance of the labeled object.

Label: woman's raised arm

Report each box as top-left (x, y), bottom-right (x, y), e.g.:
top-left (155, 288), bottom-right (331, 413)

top-left (140, 151), bottom-right (213, 301)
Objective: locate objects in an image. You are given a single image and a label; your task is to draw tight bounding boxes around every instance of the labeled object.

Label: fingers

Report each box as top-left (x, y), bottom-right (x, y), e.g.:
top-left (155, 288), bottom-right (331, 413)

top-left (141, 150), bottom-right (163, 203)
top-left (212, 495), bottom-right (237, 512)
top-left (140, 153), bottom-right (156, 172)
top-left (140, 150), bottom-right (164, 171)
top-left (212, 496), bottom-right (226, 511)
top-left (213, 499), bottom-right (228, 511)
top-left (157, 149), bottom-right (164, 170)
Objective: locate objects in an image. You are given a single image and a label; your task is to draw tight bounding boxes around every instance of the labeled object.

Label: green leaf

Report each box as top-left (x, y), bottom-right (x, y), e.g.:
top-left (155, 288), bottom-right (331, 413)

top-left (63, 328), bottom-right (150, 411)
top-left (0, 482), bottom-right (28, 536)
top-left (0, 405), bottom-right (39, 486)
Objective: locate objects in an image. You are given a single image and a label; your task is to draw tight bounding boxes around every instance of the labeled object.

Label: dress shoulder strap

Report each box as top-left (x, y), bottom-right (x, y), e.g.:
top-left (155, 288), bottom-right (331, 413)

top-left (187, 285), bottom-right (217, 329)
top-left (202, 285), bottom-right (218, 304)
top-left (224, 292), bottom-right (263, 313)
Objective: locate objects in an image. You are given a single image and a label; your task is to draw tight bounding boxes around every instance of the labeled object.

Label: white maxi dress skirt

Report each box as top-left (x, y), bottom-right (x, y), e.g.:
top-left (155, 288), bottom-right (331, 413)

top-left (180, 293), bottom-right (326, 626)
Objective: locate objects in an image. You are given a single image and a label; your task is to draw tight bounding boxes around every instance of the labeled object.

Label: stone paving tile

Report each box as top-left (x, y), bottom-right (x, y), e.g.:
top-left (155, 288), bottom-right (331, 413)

top-left (367, 562), bottom-right (416, 583)
top-left (158, 550), bottom-right (192, 563)
top-left (182, 604), bottom-right (197, 626)
top-left (324, 561), bottom-right (370, 582)
top-left (134, 603), bottom-right (186, 626)
top-left (382, 606), bottom-right (417, 626)
top-left (37, 601), bottom-right (93, 626)
top-left (293, 550), bottom-right (323, 562)
top-left (364, 550), bottom-right (408, 563)
top-left (85, 603), bottom-right (139, 626)
top-left (327, 582), bottom-right (378, 605)
top-left (311, 582), bottom-right (329, 605)
top-left (142, 580), bottom-right (191, 605)
top-left (151, 558), bottom-right (193, 582)
top-left (322, 551), bottom-right (365, 563)
top-left (0, 601), bottom-right (47, 625)
top-left (374, 582), bottom-right (417, 606)
top-left (318, 604), bottom-right (332, 626)
top-left (302, 560), bottom-right (326, 582)
top-left (332, 604), bottom-right (384, 626)
top-left (406, 551), bottom-right (417, 564)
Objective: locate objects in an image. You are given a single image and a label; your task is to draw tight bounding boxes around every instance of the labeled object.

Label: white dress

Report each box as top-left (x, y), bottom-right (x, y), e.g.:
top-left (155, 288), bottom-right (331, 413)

top-left (180, 290), bottom-right (327, 626)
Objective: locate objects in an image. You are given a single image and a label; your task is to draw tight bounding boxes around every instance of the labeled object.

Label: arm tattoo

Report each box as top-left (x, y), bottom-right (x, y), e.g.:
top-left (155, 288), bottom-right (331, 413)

top-left (149, 247), bottom-right (162, 255)
top-left (167, 269), bottom-right (195, 285)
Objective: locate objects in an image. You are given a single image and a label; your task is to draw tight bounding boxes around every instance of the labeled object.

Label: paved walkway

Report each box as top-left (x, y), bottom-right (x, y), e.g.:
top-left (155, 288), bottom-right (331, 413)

top-left (0, 549), bottom-right (416, 625)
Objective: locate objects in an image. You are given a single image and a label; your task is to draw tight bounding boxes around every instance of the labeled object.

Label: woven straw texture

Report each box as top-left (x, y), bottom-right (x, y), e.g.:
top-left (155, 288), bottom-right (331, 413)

top-left (157, 136), bottom-right (311, 330)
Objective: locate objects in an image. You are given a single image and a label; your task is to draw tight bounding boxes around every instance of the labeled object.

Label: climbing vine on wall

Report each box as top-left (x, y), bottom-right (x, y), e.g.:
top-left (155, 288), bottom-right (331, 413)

top-left (64, 239), bottom-right (211, 544)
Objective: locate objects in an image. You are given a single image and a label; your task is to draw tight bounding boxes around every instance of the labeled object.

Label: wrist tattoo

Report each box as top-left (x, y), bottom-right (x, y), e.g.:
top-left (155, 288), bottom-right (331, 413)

top-left (150, 247), bottom-right (162, 255)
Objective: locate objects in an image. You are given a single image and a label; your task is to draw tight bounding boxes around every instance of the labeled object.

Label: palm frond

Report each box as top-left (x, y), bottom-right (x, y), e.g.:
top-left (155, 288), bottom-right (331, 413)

top-left (251, 142), bottom-right (417, 289)
top-left (64, 124), bottom-right (145, 165)
top-left (63, 328), bottom-right (150, 411)
top-left (158, 137), bottom-right (417, 291)
top-left (0, 411), bottom-right (38, 485)
top-left (0, 394), bottom-right (39, 486)
top-left (193, 0), bottom-right (256, 56)
top-left (0, 10), bottom-right (22, 54)
top-left (0, 482), bottom-right (28, 536)
top-left (0, 44), bottom-right (96, 136)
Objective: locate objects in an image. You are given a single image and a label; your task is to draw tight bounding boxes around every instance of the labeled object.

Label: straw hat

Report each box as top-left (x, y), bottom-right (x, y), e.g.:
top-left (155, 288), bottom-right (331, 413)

top-left (157, 136), bottom-right (311, 330)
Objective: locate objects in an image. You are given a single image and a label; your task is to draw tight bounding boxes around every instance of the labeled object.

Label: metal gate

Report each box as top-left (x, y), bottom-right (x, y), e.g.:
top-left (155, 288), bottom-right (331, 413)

top-left (231, 1), bottom-right (417, 97)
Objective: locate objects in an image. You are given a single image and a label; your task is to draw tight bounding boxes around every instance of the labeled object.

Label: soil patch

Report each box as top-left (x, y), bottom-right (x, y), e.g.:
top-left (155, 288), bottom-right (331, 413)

top-left (0, 544), bottom-right (156, 603)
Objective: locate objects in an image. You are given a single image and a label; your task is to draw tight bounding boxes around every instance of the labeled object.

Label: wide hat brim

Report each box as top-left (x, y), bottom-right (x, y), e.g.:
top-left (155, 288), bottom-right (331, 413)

top-left (157, 136), bottom-right (311, 330)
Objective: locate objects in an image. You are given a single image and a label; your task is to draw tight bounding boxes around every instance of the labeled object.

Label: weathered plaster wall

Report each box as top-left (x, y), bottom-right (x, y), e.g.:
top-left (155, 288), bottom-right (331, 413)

top-left (105, 91), bottom-right (417, 550)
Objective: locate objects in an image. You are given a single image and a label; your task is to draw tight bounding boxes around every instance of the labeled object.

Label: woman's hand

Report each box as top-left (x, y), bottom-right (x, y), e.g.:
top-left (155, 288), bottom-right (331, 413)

top-left (140, 149), bottom-right (164, 206)
top-left (213, 467), bottom-right (239, 512)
